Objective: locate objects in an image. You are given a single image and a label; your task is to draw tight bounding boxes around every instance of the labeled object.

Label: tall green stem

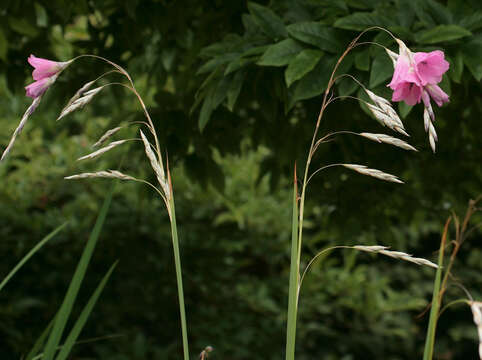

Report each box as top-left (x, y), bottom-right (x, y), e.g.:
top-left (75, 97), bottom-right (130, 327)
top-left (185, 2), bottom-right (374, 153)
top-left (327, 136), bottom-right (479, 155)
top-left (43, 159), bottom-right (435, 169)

top-left (286, 169), bottom-right (299, 360)
top-left (168, 195), bottom-right (190, 360)
top-left (423, 218), bottom-right (450, 360)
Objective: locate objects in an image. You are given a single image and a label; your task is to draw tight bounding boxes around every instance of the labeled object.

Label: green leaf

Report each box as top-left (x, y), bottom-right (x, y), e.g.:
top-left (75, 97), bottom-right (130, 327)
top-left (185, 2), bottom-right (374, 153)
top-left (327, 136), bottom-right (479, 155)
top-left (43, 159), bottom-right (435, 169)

top-left (26, 316), bottom-right (56, 360)
top-left (290, 56), bottom-right (336, 105)
top-left (42, 188), bottom-right (113, 360)
top-left (286, 22), bottom-right (347, 53)
top-left (0, 28), bottom-right (7, 61)
top-left (198, 87), bottom-right (215, 132)
top-left (461, 35), bottom-right (482, 81)
top-left (257, 39), bottom-right (305, 67)
top-left (398, 101), bottom-right (413, 119)
top-left (55, 261), bottom-right (118, 360)
top-left (334, 12), bottom-right (394, 31)
top-left (227, 70), bottom-right (246, 111)
top-left (458, 12), bottom-right (482, 32)
top-left (0, 223), bottom-right (67, 292)
top-left (8, 17), bottom-right (39, 37)
top-left (448, 51), bottom-right (464, 83)
top-left (355, 51), bottom-right (370, 71)
top-left (369, 54), bottom-right (393, 88)
top-left (285, 49), bottom-right (324, 88)
top-left (415, 25), bottom-right (472, 44)
top-left (248, 2), bottom-right (287, 40)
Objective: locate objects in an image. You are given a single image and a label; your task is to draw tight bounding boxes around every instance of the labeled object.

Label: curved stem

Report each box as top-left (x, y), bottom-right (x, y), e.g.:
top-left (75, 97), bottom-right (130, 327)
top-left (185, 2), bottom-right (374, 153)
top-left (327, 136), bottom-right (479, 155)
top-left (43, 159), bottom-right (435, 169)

top-left (307, 163), bottom-right (345, 185)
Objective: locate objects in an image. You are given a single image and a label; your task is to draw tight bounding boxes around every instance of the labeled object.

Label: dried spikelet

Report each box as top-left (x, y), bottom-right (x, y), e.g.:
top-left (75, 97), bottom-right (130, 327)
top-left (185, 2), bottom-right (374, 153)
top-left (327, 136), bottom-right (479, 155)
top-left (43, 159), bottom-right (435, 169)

top-left (92, 126), bottom-right (123, 148)
top-left (470, 301), bottom-right (482, 359)
top-left (1, 96), bottom-right (42, 162)
top-left (342, 164), bottom-right (404, 184)
top-left (360, 133), bottom-right (417, 151)
top-left (364, 89), bottom-right (408, 137)
top-left (64, 170), bottom-right (136, 181)
top-left (62, 80), bottom-right (96, 111)
top-left (77, 140), bottom-right (127, 161)
top-left (139, 130), bottom-right (169, 197)
top-left (366, 103), bottom-right (408, 137)
top-left (57, 86), bottom-right (104, 121)
top-left (353, 245), bottom-right (438, 268)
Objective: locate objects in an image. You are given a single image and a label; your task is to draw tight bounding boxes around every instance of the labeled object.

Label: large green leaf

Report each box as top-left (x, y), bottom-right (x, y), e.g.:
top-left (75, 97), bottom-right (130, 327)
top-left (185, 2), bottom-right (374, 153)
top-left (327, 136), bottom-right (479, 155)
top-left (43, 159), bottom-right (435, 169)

top-left (334, 12), bottom-right (394, 31)
top-left (285, 49), bottom-right (324, 88)
top-left (248, 2), bottom-right (287, 40)
top-left (415, 25), bottom-right (472, 44)
top-left (461, 35), bottom-right (482, 81)
top-left (286, 22), bottom-right (346, 53)
top-left (257, 39), bottom-right (305, 67)
top-left (369, 54), bottom-right (393, 88)
top-left (290, 56), bottom-right (336, 106)
top-left (227, 70), bottom-right (246, 111)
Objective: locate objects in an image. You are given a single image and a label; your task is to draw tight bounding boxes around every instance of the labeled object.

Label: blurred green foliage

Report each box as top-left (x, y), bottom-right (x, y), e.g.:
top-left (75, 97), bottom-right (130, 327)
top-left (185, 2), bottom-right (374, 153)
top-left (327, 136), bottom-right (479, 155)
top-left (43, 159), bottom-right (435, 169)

top-left (0, 0), bottom-right (481, 359)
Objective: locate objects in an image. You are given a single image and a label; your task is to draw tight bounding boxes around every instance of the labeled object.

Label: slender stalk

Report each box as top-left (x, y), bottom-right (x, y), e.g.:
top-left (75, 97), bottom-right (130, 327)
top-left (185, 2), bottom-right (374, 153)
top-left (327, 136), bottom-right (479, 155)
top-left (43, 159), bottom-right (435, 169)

top-left (285, 27), bottom-right (392, 359)
top-left (168, 194), bottom-right (190, 360)
top-left (423, 217), bottom-right (451, 360)
top-left (286, 166), bottom-right (299, 360)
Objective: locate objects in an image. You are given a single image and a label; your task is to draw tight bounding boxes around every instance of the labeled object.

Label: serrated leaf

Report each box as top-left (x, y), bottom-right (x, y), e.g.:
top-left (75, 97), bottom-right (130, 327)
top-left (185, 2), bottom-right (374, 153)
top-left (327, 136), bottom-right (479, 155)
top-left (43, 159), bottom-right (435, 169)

top-left (334, 12), bottom-right (394, 31)
top-left (286, 22), bottom-right (347, 53)
top-left (285, 49), bottom-right (323, 88)
top-left (248, 2), bottom-right (287, 40)
top-left (258, 39), bottom-right (305, 67)
top-left (369, 54), bottom-right (393, 88)
top-left (415, 25), bottom-right (472, 44)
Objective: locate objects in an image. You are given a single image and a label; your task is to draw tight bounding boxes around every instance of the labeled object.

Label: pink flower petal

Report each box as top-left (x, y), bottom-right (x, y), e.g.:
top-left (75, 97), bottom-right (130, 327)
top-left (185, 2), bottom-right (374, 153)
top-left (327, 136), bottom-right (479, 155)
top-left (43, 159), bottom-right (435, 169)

top-left (391, 82), bottom-right (422, 106)
top-left (28, 54), bottom-right (71, 80)
top-left (414, 50), bottom-right (450, 85)
top-left (25, 76), bottom-right (57, 99)
top-left (425, 84), bottom-right (449, 107)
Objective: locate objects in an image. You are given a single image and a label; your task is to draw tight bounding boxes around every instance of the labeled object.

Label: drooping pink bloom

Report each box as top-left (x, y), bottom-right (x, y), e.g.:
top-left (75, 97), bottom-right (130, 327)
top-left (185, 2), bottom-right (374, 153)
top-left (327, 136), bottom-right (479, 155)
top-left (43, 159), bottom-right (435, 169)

top-left (386, 39), bottom-right (450, 152)
top-left (25, 75), bottom-right (58, 99)
top-left (28, 54), bottom-right (72, 80)
top-left (414, 51), bottom-right (450, 85)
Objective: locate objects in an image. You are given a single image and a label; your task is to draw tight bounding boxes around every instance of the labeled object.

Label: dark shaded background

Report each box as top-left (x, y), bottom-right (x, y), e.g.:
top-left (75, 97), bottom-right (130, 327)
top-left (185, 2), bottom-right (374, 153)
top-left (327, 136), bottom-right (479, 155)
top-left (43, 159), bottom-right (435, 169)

top-left (0, 1), bottom-right (481, 359)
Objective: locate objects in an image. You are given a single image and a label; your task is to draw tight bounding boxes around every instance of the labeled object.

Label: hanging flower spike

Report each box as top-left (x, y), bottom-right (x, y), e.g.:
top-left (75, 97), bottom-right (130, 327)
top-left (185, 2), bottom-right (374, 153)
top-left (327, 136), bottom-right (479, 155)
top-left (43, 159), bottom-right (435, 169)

top-left (28, 54), bottom-right (72, 80)
top-left (387, 39), bottom-right (450, 152)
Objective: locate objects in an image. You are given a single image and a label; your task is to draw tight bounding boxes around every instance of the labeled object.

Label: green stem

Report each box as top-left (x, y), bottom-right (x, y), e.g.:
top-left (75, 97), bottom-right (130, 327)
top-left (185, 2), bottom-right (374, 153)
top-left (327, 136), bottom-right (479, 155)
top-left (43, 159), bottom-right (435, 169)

top-left (286, 171), bottom-right (299, 360)
top-left (423, 218), bottom-right (450, 360)
top-left (168, 195), bottom-right (190, 360)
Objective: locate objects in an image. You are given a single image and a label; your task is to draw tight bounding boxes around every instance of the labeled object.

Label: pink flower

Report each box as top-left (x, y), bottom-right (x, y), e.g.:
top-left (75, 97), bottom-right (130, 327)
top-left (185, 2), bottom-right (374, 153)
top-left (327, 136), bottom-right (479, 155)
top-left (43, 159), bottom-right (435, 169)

top-left (386, 39), bottom-right (450, 152)
top-left (25, 75), bottom-right (58, 99)
top-left (28, 54), bottom-right (72, 80)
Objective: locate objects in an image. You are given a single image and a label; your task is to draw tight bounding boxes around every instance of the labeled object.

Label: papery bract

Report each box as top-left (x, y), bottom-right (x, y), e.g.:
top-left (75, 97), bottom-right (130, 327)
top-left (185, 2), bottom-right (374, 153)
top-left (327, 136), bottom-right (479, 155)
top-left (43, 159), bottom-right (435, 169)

top-left (28, 55), bottom-right (72, 80)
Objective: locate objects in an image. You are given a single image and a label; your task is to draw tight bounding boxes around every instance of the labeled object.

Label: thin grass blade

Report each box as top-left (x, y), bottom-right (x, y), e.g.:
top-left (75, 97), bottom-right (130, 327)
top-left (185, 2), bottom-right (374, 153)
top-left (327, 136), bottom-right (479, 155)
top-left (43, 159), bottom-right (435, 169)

top-left (0, 223), bottom-right (67, 292)
top-left (25, 316), bottom-right (56, 360)
top-left (55, 261), bottom-right (118, 360)
top-left (42, 186), bottom-right (114, 360)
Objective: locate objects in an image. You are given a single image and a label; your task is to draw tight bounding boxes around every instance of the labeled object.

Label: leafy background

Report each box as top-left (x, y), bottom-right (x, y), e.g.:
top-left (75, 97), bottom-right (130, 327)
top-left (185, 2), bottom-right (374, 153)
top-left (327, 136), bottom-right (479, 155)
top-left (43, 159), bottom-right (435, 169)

top-left (0, 0), bottom-right (481, 359)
